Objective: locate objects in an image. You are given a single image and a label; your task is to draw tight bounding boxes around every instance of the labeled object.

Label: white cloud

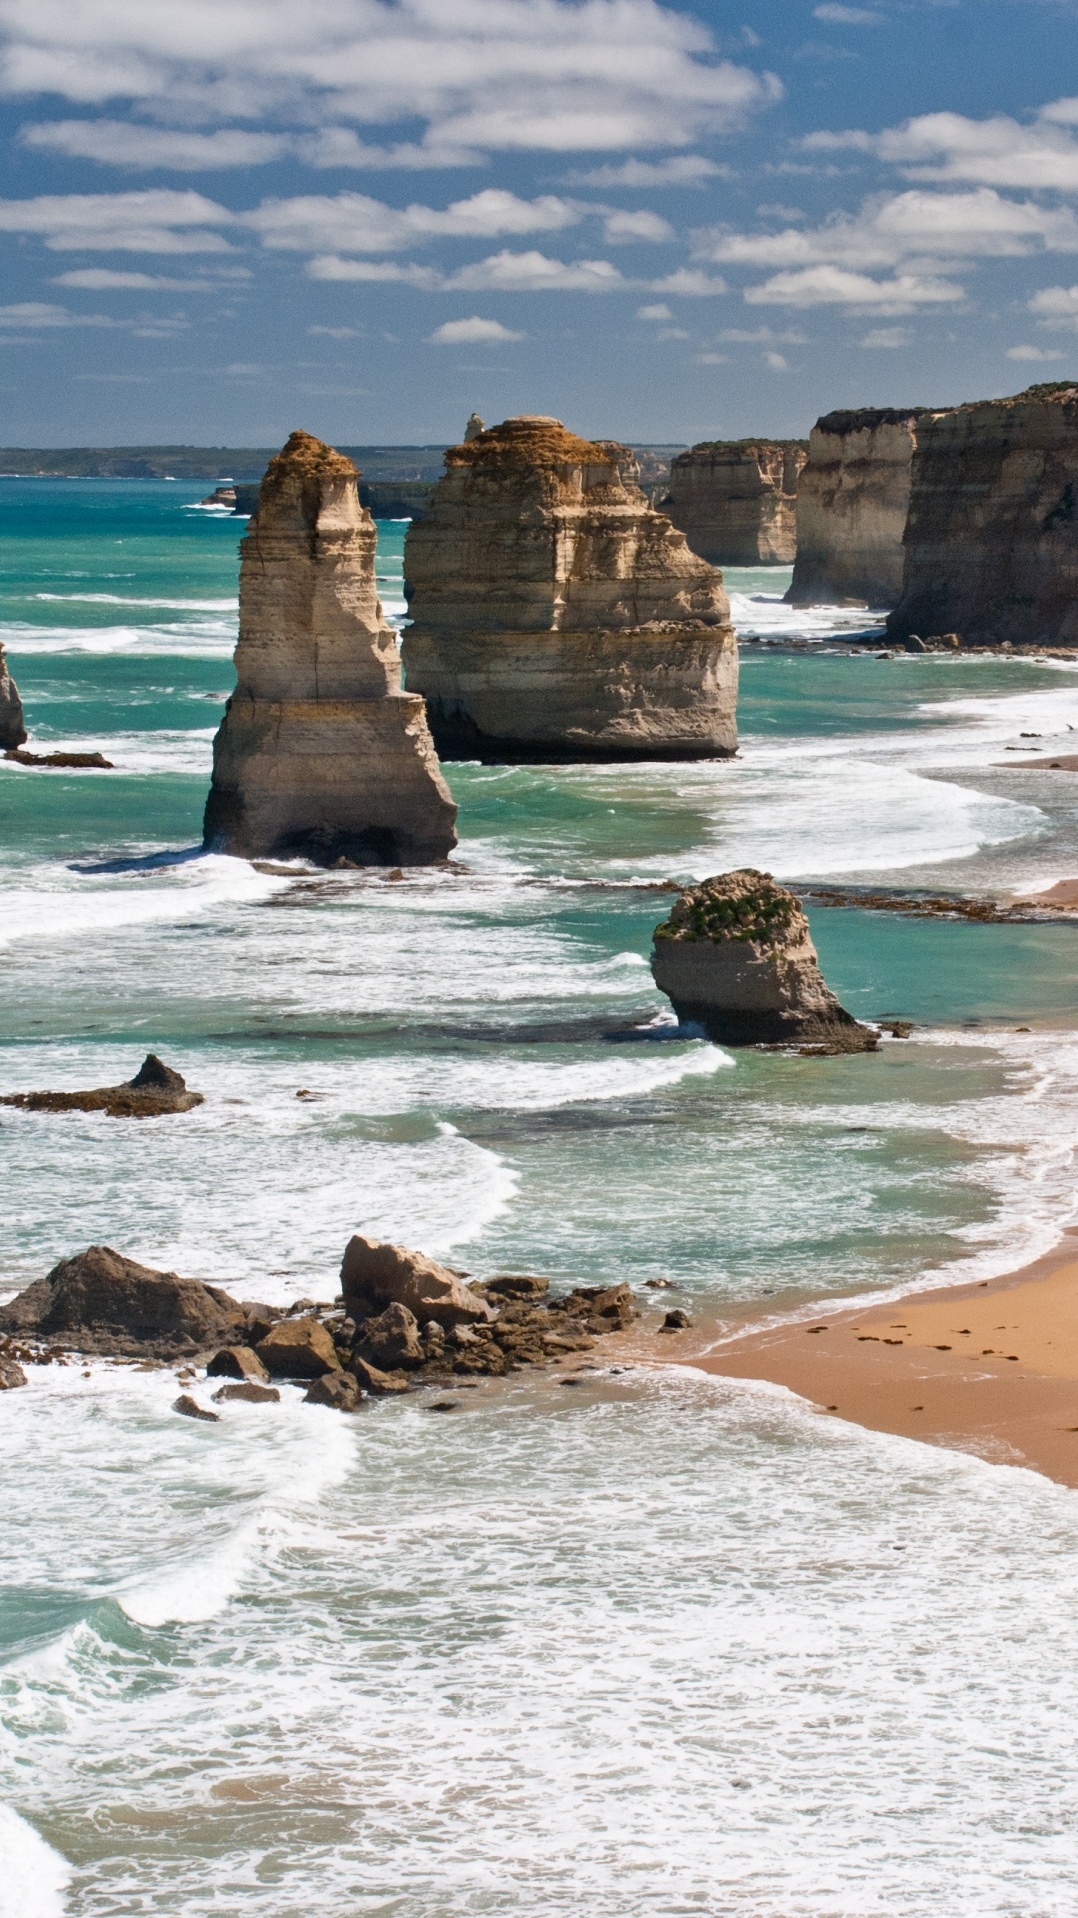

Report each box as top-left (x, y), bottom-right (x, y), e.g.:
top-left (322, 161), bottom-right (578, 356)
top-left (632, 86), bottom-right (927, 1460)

top-left (763, 349), bottom-right (788, 368)
top-left (0, 299), bottom-right (119, 325)
top-left (0, 188), bottom-right (232, 250)
top-left (649, 267), bottom-right (727, 295)
top-left (1007, 343), bottom-right (1067, 361)
top-left (1029, 284), bottom-right (1078, 327)
top-left (697, 188), bottom-right (1078, 274)
top-left (51, 265), bottom-right (245, 287)
top-left (565, 155), bottom-right (725, 187)
top-left (446, 248), bottom-right (625, 291)
top-left (806, 100), bottom-right (1078, 193)
top-left (717, 325), bottom-right (808, 342)
top-left (637, 301), bottom-right (672, 319)
top-left (744, 265), bottom-right (963, 310)
top-left (308, 323), bottom-right (361, 337)
top-left (695, 351), bottom-right (729, 363)
top-left (0, 0), bottom-right (780, 156)
top-left (21, 120), bottom-right (288, 168)
top-left (246, 189), bottom-right (580, 254)
top-left (859, 324), bottom-right (911, 347)
top-left (602, 209), bottom-right (673, 243)
top-left (814, 4), bottom-right (884, 21)
top-left (427, 315), bottom-right (524, 343)
top-left (306, 255), bottom-right (440, 285)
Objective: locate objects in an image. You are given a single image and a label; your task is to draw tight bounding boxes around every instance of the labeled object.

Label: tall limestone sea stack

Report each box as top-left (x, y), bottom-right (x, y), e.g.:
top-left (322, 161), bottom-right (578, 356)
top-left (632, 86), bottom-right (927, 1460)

top-left (887, 383), bottom-right (1078, 649)
top-left (662, 440), bottom-right (806, 565)
top-left (203, 431), bottom-right (456, 865)
top-left (401, 416), bottom-right (737, 761)
top-left (0, 642), bottom-right (26, 749)
top-left (786, 408), bottom-right (924, 608)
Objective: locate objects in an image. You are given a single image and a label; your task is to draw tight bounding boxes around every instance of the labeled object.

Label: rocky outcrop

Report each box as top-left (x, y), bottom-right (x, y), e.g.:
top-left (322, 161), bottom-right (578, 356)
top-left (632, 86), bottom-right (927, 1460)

top-left (787, 409), bottom-right (925, 608)
top-left (255, 1316), bottom-right (340, 1378)
top-left (353, 1300), bottom-right (425, 1371)
top-left (4, 749), bottom-right (113, 769)
top-left (401, 415), bottom-right (737, 761)
top-left (0, 644), bottom-right (26, 749)
top-left (0, 1053), bottom-right (203, 1118)
top-left (203, 429), bottom-right (457, 865)
top-left (650, 870), bottom-right (877, 1051)
top-left (886, 383), bottom-right (1078, 648)
top-left (206, 1344), bottom-right (270, 1383)
top-left (0, 1245), bottom-right (263, 1358)
top-left (341, 1235), bottom-right (496, 1329)
top-left (662, 440), bottom-right (806, 565)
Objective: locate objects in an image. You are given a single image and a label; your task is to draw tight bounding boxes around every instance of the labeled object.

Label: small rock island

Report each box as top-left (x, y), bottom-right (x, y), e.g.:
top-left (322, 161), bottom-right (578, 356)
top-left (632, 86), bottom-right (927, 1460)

top-left (402, 415), bottom-right (738, 761)
top-left (650, 871), bottom-right (877, 1052)
top-left (203, 429), bottom-right (457, 865)
top-left (0, 642), bottom-right (26, 750)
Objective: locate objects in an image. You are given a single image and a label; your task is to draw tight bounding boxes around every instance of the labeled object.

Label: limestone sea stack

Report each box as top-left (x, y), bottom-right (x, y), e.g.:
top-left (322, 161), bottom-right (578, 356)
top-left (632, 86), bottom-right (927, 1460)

top-left (650, 870), bottom-right (877, 1051)
top-left (401, 416), bottom-right (738, 761)
top-left (786, 409), bottom-right (925, 608)
top-left (662, 440), bottom-right (806, 565)
top-left (203, 430), bottom-right (457, 864)
top-left (0, 642), bottom-right (27, 749)
top-left (886, 383), bottom-right (1078, 649)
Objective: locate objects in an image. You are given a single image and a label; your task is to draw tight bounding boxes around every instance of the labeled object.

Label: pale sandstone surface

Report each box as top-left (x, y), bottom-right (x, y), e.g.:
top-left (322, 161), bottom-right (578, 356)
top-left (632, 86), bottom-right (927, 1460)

top-left (203, 429), bottom-right (457, 864)
top-left (341, 1234), bottom-right (496, 1330)
top-left (401, 416), bottom-right (737, 761)
top-left (662, 440), bottom-right (806, 566)
top-left (650, 870), bottom-right (877, 1051)
top-left (0, 642), bottom-right (26, 749)
top-left (887, 383), bottom-right (1078, 648)
top-left (787, 408), bottom-right (924, 608)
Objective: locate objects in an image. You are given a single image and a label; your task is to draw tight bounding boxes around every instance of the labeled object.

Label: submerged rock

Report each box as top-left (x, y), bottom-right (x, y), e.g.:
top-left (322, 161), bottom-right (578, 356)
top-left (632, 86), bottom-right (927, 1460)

top-left (0, 1356), bottom-right (27, 1389)
top-left (650, 871), bottom-right (877, 1051)
top-left (401, 415), bottom-right (738, 761)
top-left (662, 440), bottom-right (806, 566)
top-left (341, 1235), bottom-right (496, 1330)
top-left (3, 749), bottom-right (114, 769)
top-left (203, 428), bottom-right (457, 866)
top-left (173, 1393), bottom-right (220, 1423)
top-left (211, 1380), bottom-right (280, 1404)
top-left (0, 1244), bottom-right (259, 1358)
top-left (786, 409), bottom-right (925, 609)
top-left (0, 643), bottom-right (26, 750)
top-left (887, 382), bottom-right (1078, 648)
top-left (304, 1369), bottom-right (363, 1410)
top-left (0, 1053), bottom-right (203, 1118)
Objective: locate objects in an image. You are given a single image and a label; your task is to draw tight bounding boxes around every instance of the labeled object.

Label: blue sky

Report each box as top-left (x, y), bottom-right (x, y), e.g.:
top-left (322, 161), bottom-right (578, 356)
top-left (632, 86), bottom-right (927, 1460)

top-left (1, 0), bottom-right (1078, 446)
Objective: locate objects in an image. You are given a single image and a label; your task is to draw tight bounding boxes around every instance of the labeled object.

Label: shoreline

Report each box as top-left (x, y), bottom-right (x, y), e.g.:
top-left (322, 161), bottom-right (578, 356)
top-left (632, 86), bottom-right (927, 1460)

top-left (686, 1232), bottom-right (1078, 1488)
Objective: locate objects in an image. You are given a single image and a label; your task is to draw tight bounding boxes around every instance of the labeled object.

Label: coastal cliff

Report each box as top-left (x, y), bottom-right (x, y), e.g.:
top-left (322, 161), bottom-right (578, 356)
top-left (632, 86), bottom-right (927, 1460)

top-left (401, 415), bottom-right (737, 761)
top-left (886, 383), bottom-right (1078, 649)
top-left (203, 430), bottom-right (457, 865)
top-left (787, 409), bottom-right (924, 608)
top-left (662, 440), bottom-right (806, 566)
top-left (0, 643), bottom-right (26, 749)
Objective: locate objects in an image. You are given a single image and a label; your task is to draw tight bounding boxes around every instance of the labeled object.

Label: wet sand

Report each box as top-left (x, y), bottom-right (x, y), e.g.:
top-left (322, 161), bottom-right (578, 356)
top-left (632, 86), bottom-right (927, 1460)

top-left (687, 1232), bottom-right (1078, 1487)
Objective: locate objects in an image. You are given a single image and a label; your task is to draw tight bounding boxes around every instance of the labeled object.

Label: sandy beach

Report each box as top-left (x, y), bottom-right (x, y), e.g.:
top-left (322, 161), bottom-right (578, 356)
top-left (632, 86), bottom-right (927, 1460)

top-left (690, 1233), bottom-right (1078, 1487)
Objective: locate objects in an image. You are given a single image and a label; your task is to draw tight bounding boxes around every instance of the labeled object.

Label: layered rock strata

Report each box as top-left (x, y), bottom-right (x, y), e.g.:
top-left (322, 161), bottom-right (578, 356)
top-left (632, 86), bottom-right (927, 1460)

top-left (650, 870), bottom-right (877, 1051)
top-left (662, 440), bottom-right (806, 565)
top-left (886, 383), bottom-right (1078, 649)
top-left (0, 643), bottom-right (26, 749)
top-left (787, 409), bottom-right (925, 608)
top-left (402, 415), bottom-right (738, 761)
top-left (203, 429), bottom-right (457, 864)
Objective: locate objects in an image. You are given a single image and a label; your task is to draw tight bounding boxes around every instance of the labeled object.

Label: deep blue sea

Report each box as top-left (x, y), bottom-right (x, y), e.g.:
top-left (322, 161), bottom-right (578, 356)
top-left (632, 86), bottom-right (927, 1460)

top-left (4, 479), bottom-right (1078, 1916)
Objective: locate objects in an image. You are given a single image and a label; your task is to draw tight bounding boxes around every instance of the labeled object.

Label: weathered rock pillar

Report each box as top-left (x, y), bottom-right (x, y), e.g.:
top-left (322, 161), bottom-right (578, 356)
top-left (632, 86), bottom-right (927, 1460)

top-left (401, 415), bottom-right (738, 761)
top-left (203, 430), bottom-right (457, 864)
top-left (0, 643), bottom-right (27, 749)
top-left (887, 382), bottom-right (1078, 649)
top-left (786, 409), bottom-right (924, 608)
top-left (650, 870), bottom-right (877, 1051)
top-left (662, 440), bottom-right (806, 565)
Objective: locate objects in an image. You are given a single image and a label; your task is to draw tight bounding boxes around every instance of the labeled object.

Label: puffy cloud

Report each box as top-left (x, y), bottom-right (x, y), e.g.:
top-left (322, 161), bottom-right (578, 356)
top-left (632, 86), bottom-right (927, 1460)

top-left (247, 189), bottom-right (580, 253)
top-left (51, 266), bottom-right (239, 288)
top-left (743, 265), bottom-right (963, 310)
top-left (1006, 343), bottom-right (1067, 361)
top-left (805, 100), bottom-right (1078, 193)
top-left (445, 249), bottom-right (625, 291)
top-left (859, 325), bottom-right (911, 347)
top-left (637, 301), bottom-right (672, 319)
top-left (602, 209), bottom-right (673, 243)
top-left (21, 120), bottom-right (289, 168)
top-left (306, 255), bottom-right (440, 285)
top-left (0, 188), bottom-right (233, 250)
top-left (568, 155), bottom-right (724, 187)
top-left (0, 0), bottom-right (779, 156)
top-left (0, 299), bottom-right (119, 325)
top-left (1029, 284), bottom-right (1078, 327)
top-left (763, 349), bottom-right (788, 368)
top-left (648, 267), bottom-right (727, 295)
top-left (697, 188), bottom-right (1078, 274)
top-left (427, 315), bottom-right (524, 343)
top-left (813, 4), bottom-right (884, 20)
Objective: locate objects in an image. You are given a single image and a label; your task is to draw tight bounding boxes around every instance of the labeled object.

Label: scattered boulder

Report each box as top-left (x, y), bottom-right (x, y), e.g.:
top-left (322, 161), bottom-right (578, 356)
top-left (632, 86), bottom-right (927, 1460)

top-left (205, 1344), bottom-right (270, 1383)
top-left (0, 643), bottom-right (27, 750)
top-left (660, 1309), bottom-right (692, 1332)
top-left (173, 1394), bottom-right (220, 1423)
top-left (341, 1235), bottom-right (495, 1330)
top-left (255, 1316), bottom-right (341, 1379)
top-left (304, 1369), bottom-right (363, 1411)
top-left (0, 1053), bottom-right (203, 1118)
top-left (485, 1274), bottom-right (549, 1300)
top-left (0, 1357), bottom-right (27, 1390)
top-left (211, 1380), bottom-right (280, 1404)
top-left (351, 1354), bottom-right (411, 1394)
top-left (0, 1244), bottom-right (255, 1358)
top-left (650, 871), bottom-right (878, 1052)
top-left (354, 1300), bottom-right (425, 1371)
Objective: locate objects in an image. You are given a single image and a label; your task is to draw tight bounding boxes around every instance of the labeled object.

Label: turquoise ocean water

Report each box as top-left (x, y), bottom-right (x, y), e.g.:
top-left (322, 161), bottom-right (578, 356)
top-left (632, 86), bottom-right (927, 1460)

top-left (4, 480), bottom-right (1078, 1914)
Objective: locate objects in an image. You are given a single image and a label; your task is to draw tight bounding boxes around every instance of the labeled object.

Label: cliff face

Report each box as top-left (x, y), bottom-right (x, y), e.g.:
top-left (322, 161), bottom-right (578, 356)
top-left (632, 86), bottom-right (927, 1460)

top-left (0, 643), bottom-right (26, 749)
top-left (886, 384), bottom-right (1078, 648)
top-left (662, 440), bottom-right (806, 566)
top-left (786, 409), bottom-right (924, 608)
top-left (203, 430), bottom-right (457, 865)
top-left (401, 416), bottom-right (737, 761)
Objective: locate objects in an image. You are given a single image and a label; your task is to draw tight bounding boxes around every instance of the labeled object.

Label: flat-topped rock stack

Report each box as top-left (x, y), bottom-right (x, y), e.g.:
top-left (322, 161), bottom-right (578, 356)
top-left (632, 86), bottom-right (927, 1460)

top-left (887, 383), bottom-right (1078, 649)
top-left (650, 870), bottom-right (877, 1053)
top-left (662, 440), bottom-right (806, 566)
top-left (401, 415), bottom-right (738, 761)
top-left (787, 408), bottom-right (926, 609)
top-left (0, 642), bottom-right (26, 750)
top-left (203, 429), bottom-right (457, 865)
